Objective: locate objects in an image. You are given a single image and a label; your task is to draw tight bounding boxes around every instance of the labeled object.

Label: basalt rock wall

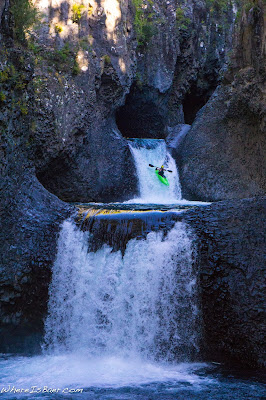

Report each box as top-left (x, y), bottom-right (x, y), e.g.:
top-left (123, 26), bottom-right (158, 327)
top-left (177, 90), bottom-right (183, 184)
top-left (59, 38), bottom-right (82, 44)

top-left (0, 0), bottom-right (139, 349)
top-left (0, 0), bottom-right (236, 343)
top-left (1, 0), bottom-right (235, 203)
top-left (0, 0), bottom-right (264, 363)
top-left (0, 173), bottom-right (72, 353)
top-left (1, 193), bottom-right (265, 370)
top-left (177, 0), bottom-right (266, 201)
top-left (183, 197), bottom-right (266, 369)
top-left (116, 0), bottom-right (235, 138)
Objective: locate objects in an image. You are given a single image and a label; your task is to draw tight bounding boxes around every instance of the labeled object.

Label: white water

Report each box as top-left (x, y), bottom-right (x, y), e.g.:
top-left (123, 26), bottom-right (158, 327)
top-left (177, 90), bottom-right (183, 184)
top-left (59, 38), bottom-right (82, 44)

top-left (128, 139), bottom-right (182, 203)
top-left (0, 355), bottom-right (211, 393)
top-left (0, 220), bottom-right (210, 394)
top-left (44, 220), bottom-right (199, 360)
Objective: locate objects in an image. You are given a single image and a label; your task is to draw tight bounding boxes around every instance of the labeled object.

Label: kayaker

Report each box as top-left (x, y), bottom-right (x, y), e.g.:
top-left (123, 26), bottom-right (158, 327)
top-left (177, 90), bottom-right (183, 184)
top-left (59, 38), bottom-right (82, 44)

top-left (155, 165), bottom-right (166, 178)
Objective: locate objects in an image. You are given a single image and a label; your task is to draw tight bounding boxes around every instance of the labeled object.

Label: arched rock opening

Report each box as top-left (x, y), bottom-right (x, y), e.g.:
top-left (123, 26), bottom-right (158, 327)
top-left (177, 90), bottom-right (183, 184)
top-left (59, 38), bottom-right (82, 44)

top-left (35, 124), bottom-right (138, 203)
top-left (116, 84), bottom-right (168, 139)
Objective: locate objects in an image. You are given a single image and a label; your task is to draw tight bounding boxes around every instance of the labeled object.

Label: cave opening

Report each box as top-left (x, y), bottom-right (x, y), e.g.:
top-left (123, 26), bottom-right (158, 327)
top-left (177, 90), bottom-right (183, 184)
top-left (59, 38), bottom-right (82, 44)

top-left (116, 84), bottom-right (168, 139)
top-left (183, 90), bottom-right (210, 125)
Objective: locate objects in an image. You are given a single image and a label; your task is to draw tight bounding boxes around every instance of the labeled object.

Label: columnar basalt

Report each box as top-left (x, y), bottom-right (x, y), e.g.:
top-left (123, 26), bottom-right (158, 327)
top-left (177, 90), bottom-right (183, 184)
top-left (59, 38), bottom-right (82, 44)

top-left (176, 1), bottom-right (266, 201)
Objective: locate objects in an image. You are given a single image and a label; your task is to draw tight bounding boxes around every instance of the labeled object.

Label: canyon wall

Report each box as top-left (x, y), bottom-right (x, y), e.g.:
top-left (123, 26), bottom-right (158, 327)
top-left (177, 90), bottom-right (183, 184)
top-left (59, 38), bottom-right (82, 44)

top-left (177, 0), bottom-right (265, 201)
top-left (0, 0), bottom-right (265, 368)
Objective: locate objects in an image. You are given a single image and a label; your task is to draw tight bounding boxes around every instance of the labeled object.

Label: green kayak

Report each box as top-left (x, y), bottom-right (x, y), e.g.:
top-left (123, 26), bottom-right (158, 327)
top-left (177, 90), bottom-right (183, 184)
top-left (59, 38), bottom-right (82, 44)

top-left (155, 169), bottom-right (169, 186)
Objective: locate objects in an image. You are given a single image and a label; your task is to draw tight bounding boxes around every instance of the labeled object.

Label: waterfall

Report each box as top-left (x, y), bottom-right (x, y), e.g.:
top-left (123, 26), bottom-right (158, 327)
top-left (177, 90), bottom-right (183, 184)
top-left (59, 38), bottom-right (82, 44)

top-left (0, 215), bottom-right (262, 399)
top-left (44, 219), bottom-right (199, 362)
top-left (128, 139), bottom-right (182, 203)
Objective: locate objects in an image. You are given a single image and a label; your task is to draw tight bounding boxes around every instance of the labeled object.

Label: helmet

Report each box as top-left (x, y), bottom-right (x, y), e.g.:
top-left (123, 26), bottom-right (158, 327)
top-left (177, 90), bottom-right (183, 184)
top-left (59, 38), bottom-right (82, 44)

top-left (161, 165), bottom-right (164, 168)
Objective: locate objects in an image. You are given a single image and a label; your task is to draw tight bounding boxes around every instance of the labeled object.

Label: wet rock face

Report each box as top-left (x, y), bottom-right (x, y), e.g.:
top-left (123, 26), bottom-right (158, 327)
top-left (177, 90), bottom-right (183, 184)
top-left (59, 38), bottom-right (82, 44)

top-left (177, 1), bottom-right (266, 201)
top-left (25, 3), bottom-right (138, 202)
top-left (0, 0), bottom-right (139, 350)
top-left (0, 172), bottom-right (73, 353)
top-left (1, 0), bottom-right (264, 361)
top-left (183, 197), bottom-right (266, 369)
top-left (1, 193), bottom-right (264, 368)
top-left (167, 0), bottom-right (235, 127)
top-left (36, 120), bottom-right (138, 202)
top-left (0, 0), bottom-right (235, 205)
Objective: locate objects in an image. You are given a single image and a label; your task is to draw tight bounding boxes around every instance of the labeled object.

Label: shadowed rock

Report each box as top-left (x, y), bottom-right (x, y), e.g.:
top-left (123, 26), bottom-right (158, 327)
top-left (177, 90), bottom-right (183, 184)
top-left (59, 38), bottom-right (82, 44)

top-left (176, 1), bottom-right (266, 201)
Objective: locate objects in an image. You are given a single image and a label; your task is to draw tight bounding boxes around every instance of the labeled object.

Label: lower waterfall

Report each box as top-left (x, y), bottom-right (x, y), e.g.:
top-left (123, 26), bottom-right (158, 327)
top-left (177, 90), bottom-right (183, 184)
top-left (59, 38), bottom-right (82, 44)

top-left (44, 220), bottom-right (199, 362)
top-left (0, 219), bottom-right (264, 398)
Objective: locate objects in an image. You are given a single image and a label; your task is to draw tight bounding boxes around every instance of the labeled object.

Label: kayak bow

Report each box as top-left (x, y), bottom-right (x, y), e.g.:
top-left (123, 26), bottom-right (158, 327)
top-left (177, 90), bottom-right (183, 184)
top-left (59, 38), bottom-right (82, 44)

top-left (155, 169), bottom-right (169, 186)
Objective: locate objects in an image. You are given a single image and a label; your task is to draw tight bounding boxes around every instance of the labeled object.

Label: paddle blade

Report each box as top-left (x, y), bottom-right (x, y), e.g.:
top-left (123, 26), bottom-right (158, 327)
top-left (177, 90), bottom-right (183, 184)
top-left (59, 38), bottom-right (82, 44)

top-left (149, 164), bottom-right (155, 167)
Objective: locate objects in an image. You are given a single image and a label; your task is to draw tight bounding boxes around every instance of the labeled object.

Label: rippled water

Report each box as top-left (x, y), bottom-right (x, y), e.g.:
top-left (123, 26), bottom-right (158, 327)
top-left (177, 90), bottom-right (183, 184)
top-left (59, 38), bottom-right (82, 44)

top-left (0, 355), bottom-right (265, 400)
top-left (74, 200), bottom-right (211, 212)
top-left (1, 197), bottom-right (263, 400)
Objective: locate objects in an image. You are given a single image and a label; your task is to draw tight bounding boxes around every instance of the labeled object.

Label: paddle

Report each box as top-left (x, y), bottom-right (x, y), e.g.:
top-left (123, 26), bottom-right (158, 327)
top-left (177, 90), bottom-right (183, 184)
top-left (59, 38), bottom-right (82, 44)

top-left (149, 164), bottom-right (173, 172)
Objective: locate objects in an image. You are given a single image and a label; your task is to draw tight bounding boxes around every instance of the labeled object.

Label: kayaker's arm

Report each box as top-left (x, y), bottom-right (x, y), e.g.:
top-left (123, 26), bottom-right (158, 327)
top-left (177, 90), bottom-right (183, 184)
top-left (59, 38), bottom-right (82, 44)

top-left (149, 164), bottom-right (172, 172)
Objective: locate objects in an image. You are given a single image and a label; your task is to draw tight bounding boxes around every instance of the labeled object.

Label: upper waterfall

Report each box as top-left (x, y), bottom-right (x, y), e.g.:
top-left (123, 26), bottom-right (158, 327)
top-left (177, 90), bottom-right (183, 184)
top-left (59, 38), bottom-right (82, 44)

top-left (128, 139), bottom-right (182, 203)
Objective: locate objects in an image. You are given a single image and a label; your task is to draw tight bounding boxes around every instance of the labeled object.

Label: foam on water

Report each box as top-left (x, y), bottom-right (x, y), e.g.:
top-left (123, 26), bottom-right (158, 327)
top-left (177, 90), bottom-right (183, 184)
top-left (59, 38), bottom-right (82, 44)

top-left (1, 354), bottom-right (264, 400)
top-left (0, 219), bottom-right (211, 393)
top-left (128, 139), bottom-right (181, 203)
top-left (44, 220), bottom-right (199, 361)
top-left (0, 221), bottom-right (264, 399)
top-left (0, 355), bottom-right (210, 390)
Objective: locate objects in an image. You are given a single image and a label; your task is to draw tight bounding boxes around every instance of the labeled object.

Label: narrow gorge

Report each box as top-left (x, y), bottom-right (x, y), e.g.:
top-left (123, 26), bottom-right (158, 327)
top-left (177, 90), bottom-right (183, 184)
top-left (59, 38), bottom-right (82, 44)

top-left (0, 0), bottom-right (265, 398)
